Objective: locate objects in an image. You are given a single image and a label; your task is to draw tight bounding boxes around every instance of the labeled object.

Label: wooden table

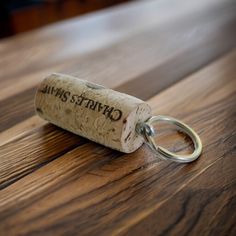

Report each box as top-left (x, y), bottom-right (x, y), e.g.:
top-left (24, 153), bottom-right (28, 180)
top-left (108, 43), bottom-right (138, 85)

top-left (0, 0), bottom-right (236, 235)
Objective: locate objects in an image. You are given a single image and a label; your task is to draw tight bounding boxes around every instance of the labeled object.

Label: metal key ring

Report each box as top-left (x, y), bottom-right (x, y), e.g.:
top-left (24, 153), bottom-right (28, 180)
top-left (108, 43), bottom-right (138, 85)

top-left (136, 115), bottom-right (202, 163)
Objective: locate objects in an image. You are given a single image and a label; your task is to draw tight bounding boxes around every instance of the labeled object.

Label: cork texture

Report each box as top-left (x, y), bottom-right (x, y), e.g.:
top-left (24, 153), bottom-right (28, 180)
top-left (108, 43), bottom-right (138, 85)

top-left (34, 73), bottom-right (152, 153)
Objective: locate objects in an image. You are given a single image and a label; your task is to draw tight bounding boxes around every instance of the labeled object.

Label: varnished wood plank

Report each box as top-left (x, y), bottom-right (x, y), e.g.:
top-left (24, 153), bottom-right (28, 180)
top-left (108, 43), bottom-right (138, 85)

top-left (0, 116), bottom-right (45, 146)
top-left (0, 87), bottom-right (36, 132)
top-left (1, 0), bottom-right (236, 98)
top-left (0, 124), bottom-right (86, 189)
top-left (0, 0), bottom-right (235, 135)
top-left (0, 0), bottom-right (231, 83)
top-left (0, 49), bottom-right (235, 235)
top-left (123, 155), bottom-right (236, 236)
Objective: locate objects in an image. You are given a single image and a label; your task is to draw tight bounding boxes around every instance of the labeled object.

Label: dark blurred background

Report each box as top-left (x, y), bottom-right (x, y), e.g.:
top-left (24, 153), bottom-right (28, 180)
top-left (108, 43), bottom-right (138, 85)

top-left (0, 0), bottom-right (131, 39)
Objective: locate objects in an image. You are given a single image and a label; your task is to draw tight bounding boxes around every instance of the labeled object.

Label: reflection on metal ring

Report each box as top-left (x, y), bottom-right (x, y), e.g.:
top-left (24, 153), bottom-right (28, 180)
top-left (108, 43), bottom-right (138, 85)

top-left (136, 115), bottom-right (202, 163)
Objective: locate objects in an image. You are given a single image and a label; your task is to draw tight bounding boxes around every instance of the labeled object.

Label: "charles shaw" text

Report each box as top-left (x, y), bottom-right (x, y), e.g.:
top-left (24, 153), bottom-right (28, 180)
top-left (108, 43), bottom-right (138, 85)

top-left (40, 85), bottom-right (123, 121)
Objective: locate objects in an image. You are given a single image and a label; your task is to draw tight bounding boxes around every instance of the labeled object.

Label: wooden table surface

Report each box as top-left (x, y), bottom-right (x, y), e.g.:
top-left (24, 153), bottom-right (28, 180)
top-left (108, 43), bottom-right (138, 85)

top-left (0, 0), bottom-right (236, 235)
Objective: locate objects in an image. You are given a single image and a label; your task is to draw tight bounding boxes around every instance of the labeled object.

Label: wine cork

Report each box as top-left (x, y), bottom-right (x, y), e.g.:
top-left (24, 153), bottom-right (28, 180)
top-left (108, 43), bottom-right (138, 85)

top-left (35, 73), bottom-right (152, 153)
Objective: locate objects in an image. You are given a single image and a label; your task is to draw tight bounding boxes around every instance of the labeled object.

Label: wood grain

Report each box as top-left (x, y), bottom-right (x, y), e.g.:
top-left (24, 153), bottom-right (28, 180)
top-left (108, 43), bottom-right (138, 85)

top-left (0, 0), bottom-right (235, 235)
top-left (1, 0), bottom-right (231, 82)
top-left (0, 124), bottom-right (86, 189)
top-left (0, 0), bottom-right (235, 138)
top-left (0, 116), bottom-right (45, 146)
top-left (0, 48), bottom-right (235, 235)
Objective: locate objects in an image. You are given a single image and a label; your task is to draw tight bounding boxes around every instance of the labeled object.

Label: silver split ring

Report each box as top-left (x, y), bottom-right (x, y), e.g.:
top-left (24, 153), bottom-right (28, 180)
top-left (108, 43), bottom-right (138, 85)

top-left (136, 115), bottom-right (202, 163)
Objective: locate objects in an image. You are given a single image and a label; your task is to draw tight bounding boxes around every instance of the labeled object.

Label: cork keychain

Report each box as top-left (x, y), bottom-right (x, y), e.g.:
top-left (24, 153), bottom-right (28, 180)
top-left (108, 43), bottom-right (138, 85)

top-left (35, 73), bottom-right (202, 163)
